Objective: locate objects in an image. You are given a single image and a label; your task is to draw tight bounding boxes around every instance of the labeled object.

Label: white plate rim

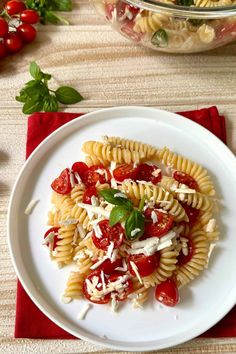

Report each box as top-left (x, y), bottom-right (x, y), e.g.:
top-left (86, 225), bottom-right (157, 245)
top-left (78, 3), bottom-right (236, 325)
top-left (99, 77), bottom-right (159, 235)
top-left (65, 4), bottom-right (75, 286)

top-left (7, 106), bottom-right (236, 351)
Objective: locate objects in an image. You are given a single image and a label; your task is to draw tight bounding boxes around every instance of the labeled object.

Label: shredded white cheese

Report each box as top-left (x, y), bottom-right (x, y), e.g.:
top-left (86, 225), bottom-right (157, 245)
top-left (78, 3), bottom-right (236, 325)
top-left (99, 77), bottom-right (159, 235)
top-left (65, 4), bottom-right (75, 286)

top-left (72, 227), bottom-right (78, 245)
top-left (152, 169), bottom-right (161, 177)
top-left (24, 199), bottom-right (39, 215)
top-left (90, 256), bottom-right (108, 270)
top-left (61, 295), bottom-right (72, 304)
top-left (106, 241), bottom-right (114, 259)
top-left (77, 223), bottom-right (86, 239)
top-left (175, 188), bottom-right (196, 194)
top-left (59, 218), bottom-right (78, 226)
top-left (205, 243), bottom-right (216, 269)
top-left (42, 231), bottom-right (56, 246)
top-left (77, 203), bottom-right (110, 219)
top-left (93, 224), bottom-right (103, 239)
top-left (130, 261), bottom-right (143, 284)
top-left (114, 192), bottom-right (127, 199)
top-left (205, 218), bottom-right (216, 233)
top-left (151, 210), bottom-right (158, 224)
top-left (74, 171), bottom-right (83, 185)
top-left (69, 170), bottom-right (76, 188)
top-left (77, 303), bottom-right (92, 320)
top-left (131, 228), bottom-right (141, 237)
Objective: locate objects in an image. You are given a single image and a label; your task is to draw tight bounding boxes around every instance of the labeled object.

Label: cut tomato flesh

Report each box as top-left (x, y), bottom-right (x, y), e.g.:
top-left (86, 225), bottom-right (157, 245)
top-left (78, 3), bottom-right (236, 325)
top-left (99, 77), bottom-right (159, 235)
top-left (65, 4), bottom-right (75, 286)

top-left (144, 208), bottom-right (174, 237)
top-left (97, 258), bottom-right (123, 275)
top-left (181, 203), bottom-right (200, 226)
top-left (71, 161), bottom-right (88, 182)
top-left (177, 237), bottom-right (194, 266)
top-left (92, 219), bottom-right (124, 251)
top-left (128, 252), bottom-right (159, 277)
top-left (173, 171), bottom-right (199, 190)
top-left (51, 168), bottom-right (72, 194)
top-left (155, 279), bottom-right (179, 307)
top-left (43, 227), bottom-right (60, 251)
top-left (83, 270), bottom-right (110, 304)
top-left (82, 186), bottom-right (98, 204)
top-left (113, 163), bottom-right (139, 182)
top-left (108, 272), bottom-right (133, 301)
top-left (137, 163), bottom-right (162, 184)
top-left (83, 165), bottom-right (111, 187)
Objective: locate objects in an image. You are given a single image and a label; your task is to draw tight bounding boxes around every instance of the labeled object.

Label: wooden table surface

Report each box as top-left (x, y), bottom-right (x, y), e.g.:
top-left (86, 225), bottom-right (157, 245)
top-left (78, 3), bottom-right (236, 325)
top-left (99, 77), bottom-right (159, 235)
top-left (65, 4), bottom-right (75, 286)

top-left (1, 1), bottom-right (236, 353)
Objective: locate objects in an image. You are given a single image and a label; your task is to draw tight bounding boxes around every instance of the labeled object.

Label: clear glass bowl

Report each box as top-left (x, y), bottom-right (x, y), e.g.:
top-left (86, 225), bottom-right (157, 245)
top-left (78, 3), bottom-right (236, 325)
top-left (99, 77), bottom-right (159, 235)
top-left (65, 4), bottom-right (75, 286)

top-left (92, 0), bottom-right (236, 53)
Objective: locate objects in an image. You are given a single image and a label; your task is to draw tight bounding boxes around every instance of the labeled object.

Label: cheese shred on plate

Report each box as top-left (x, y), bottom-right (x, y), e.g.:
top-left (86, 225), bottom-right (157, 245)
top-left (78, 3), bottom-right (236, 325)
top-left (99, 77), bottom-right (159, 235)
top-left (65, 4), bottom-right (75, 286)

top-left (24, 199), bottom-right (39, 215)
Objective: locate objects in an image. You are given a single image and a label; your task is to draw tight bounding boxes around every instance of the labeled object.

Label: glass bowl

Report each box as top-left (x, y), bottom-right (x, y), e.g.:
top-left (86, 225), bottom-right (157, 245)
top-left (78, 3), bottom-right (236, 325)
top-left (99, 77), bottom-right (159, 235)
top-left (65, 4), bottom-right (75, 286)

top-left (92, 0), bottom-right (236, 53)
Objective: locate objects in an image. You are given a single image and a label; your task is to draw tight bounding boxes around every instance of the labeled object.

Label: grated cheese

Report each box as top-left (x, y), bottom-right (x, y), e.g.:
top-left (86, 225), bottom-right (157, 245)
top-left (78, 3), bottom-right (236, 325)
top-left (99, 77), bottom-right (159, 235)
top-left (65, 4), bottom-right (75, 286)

top-left (130, 261), bottom-right (143, 284)
top-left (110, 293), bottom-right (119, 312)
top-left (175, 187), bottom-right (196, 194)
top-left (110, 248), bottom-right (118, 263)
top-left (151, 210), bottom-right (158, 224)
top-left (72, 227), bottom-right (78, 245)
top-left (131, 228), bottom-right (141, 237)
top-left (90, 256), bottom-right (108, 270)
top-left (93, 224), bottom-right (102, 238)
top-left (74, 171), bottom-right (83, 185)
top-left (205, 218), bottom-right (216, 233)
top-left (114, 192), bottom-right (127, 199)
top-left (61, 295), bottom-right (72, 304)
top-left (77, 203), bottom-right (110, 219)
top-left (106, 241), bottom-right (114, 259)
top-left (77, 303), bottom-right (92, 320)
top-left (152, 169), bottom-right (161, 177)
top-left (24, 199), bottom-right (39, 215)
top-left (91, 195), bottom-right (99, 207)
top-left (77, 223), bottom-right (86, 239)
top-left (110, 178), bottom-right (118, 189)
top-left (42, 231), bottom-right (56, 246)
top-left (100, 270), bottom-right (106, 291)
top-left (115, 258), bottom-right (127, 272)
top-left (205, 243), bottom-right (216, 269)
top-left (69, 169), bottom-right (76, 188)
top-left (59, 218), bottom-right (78, 226)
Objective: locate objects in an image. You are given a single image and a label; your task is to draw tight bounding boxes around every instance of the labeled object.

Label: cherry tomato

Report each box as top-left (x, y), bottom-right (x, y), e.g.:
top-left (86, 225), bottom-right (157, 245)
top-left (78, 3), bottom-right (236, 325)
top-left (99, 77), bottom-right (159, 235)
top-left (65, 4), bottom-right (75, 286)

top-left (108, 272), bottom-right (133, 301)
top-left (116, 1), bottom-right (139, 19)
top-left (51, 168), bottom-right (72, 195)
top-left (113, 163), bottom-right (139, 182)
top-left (97, 258), bottom-right (123, 275)
top-left (0, 18), bottom-right (9, 37)
top-left (6, 0), bottom-right (26, 15)
top-left (128, 252), bottom-right (159, 277)
top-left (0, 42), bottom-right (8, 59)
top-left (181, 203), bottom-right (200, 226)
top-left (216, 23), bottom-right (236, 40)
top-left (20, 9), bottom-right (40, 24)
top-left (104, 2), bottom-right (115, 20)
top-left (43, 227), bottom-right (60, 251)
top-left (120, 20), bottom-right (143, 42)
top-left (137, 163), bottom-right (162, 184)
top-left (71, 161), bottom-right (88, 181)
top-left (144, 208), bottom-right (174, 238)
top-left (83, 165), bottom-right (111, 187)
top-left (83, 270), bottom-right (111, 304)
top-left (177, 237), bottom-right (194, 266)
top-left (82, 186), bottom-right (98, 204)
top-left (173, 171), bottom-right (199, 190)
top-left (17, 24), bottom-right (36, 43)
top-left (155, 279), bottom-right (179, 307)
top-left (92, 219), bottom-right (124, 251)
top-left (3, 32), bottom-right (23, 53)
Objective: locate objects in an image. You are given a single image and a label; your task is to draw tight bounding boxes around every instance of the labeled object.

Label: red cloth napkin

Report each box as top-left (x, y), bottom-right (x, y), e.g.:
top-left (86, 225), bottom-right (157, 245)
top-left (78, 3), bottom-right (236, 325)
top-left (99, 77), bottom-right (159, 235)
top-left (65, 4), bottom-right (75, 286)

top-left (15, 107), bottom-right (235, 339)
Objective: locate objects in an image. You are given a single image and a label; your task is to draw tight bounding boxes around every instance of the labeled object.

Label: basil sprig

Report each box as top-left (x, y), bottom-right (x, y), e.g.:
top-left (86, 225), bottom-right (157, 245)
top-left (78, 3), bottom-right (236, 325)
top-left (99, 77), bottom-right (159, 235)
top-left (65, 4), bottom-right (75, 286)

top-left (99, 188), bottom-right (145, 241)
top-left (26, 0), bottom-right (72, 25)
top-left (151, 29), bottom-right (168, 48)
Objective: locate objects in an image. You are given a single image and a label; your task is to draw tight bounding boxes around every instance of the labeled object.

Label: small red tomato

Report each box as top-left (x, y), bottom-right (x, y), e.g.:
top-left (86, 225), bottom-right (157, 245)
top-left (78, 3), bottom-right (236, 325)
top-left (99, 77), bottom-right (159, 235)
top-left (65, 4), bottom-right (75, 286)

top-left (51, 168), bottom-right (72, 195)
top-left (97, 258), bottom-right (123, 275)
top-left (6, 0), bottom-right (26, 15)
top-left (0, 17), bottom-right (9, 37)
top-left (120, 20), bottom-right (143, 42)
top-left (83, 165), bottom-right (111, 187)
top-left (104, 2), bottom-right (115, 20)
top-left (82, 186), bottom-right (98, 204)
top-left (177, 237), bottom-right (194, 266)
top-left (116, 1), bottom-right (139, 19)
top-left (128, 253), bottom-right (159, 277)
top-left (3, 32), bottom-right (23, 53)
top-left (83, 270), bottom-right (111, 304)
top-left (92, 219), bottom-right (124, 251)
top-left (113, 163), bottom-right (139, 182)
top-left (173, 171), bottom-right (199, 190)
top-left (71, 161), bottom-right (88, 181)
top-left (108, 272), bottom-right (133, 301)
top-left (0, 42), bottom-right (8, 59)
top-left (155, 279), bottom-right (179, 307)
top-left (17, 23), bottom-right (36, 43)
top-left (144, 208), bottom-right (174, 238)
top-left (181, 203), bottom-right (200, 226)
top-left (137, 163), bottom-right (162, 184)
top-left (43, 227), bottom-right (60, 251)
top-left (20, 9), bottom-right (40, 24)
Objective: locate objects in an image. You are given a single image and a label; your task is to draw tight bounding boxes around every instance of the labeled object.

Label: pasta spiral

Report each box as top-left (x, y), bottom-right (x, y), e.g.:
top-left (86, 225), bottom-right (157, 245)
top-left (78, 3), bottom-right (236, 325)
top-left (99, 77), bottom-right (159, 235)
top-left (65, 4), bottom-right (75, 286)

top-left (63, 271), bottom-right (85, 299)
top-left (53, 224), bottom-right (76, 264)
top-left (134, 12), bottom-right (169, 33)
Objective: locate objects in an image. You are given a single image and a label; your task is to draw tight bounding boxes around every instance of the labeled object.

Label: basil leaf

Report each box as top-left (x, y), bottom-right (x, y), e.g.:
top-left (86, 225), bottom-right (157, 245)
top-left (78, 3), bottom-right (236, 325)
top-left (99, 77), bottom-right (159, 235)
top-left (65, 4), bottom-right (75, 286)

top-left (23, 98), bottom-right (43, 114)
top-left (55, 86), bottom-right (84, 104)
top-left (177, 0), bottom-right (193, 5)
top-left (109, 206), bottom-right (129, 227)
top-left (24, 81), bottom-right (49, 99)
top-left (30, 62), bottom-right (43, 80)
top-left (15, 89), bottom-right (28, 103)
top-left (43, 94), bottom-right (59, 112)
top-left (100, 189), bottom-right (133, 209)
top-left (50, 0), bottom-right (72, 11)
top-left (125, 209), bottom-right (145, 241)
top-left (44, 10), bottom-right (69, 25)
top-left (151, 29), bottom-right (168, 48)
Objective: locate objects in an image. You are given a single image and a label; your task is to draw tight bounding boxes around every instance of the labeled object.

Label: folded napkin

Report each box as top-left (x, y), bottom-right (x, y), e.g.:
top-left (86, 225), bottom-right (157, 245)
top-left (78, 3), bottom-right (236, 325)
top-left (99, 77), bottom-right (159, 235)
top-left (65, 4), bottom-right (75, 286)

top-left (15, 107), bottom-right (235, 339)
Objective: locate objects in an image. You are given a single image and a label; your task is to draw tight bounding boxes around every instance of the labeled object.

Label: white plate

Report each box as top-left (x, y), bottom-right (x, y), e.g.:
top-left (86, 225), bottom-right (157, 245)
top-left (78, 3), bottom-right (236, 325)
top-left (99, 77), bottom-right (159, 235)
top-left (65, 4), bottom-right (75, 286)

top-left (8, 106), bottom-right (236, 352)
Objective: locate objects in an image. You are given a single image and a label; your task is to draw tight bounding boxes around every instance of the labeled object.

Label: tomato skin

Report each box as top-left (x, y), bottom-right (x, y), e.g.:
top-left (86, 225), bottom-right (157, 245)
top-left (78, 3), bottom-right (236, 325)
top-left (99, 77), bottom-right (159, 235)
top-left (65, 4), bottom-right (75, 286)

top-left (97, 258), bottom-right (123, 275)
top-left (144, 208), bottom-right (174, 238)
top-left (44, 227), bottom-right (60, 251)
top-left (181, 203), bottom-right (199, 226)
top-left (71, 161), bottom-right (88, 181)
top-left (113, 163), bottom-right (139, 182)
top-left (82, 186), bottom-right (97, 204)
top-left (83, 270), bottom-right (111, 304)
top-left (128, 253), bottom-right (159, 277)
top-left (4, 32), bottom-right (23, 53)
top-left (216, 23), bottom-right (236, 40)
top-left (173, 171), bottom-right (199, 190)
top-left (6, 0), bottom-right (26, 15)
top-left (137, 163), bottom-right (162, 184)
top-left (155, 279), bottom-right (179, 307)
top-left (105, 2), bottom-right (115, 20)
top-left (116, 1), bottom-right (139, 19)
top-left (0, 43), bottom-right (8, 59)
top-left (20, 9), bottom-right (40, 24)
top-left (51, 168), bottom-right (72, 195)
top-left (0, 18), bottom-right (9, 37)
top-left (177, 237), bottom-right (194, 266)
top-left (17, 24), bottom-right (36, 43)
top-left (83, 165), bottom-right (111, 187)
top-left (108, 272), bottom-right (133, 301)
top-left (92, 219), bottom-right (124, 251)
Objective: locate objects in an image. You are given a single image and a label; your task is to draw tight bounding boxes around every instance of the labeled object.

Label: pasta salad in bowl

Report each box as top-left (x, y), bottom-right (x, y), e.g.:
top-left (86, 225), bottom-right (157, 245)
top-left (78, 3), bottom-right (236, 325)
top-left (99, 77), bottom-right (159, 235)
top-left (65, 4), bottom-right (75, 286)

top-left (44, 136), bottom-right (218, 312)
top-left (92, 0), bottom-right (236, 53)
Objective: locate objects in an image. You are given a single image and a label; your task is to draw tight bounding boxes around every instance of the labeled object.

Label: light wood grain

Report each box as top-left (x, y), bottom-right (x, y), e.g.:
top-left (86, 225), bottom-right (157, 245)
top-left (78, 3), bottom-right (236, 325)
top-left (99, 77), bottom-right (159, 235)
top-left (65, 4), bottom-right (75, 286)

top-left (0, 1), bottom-right (236, 353)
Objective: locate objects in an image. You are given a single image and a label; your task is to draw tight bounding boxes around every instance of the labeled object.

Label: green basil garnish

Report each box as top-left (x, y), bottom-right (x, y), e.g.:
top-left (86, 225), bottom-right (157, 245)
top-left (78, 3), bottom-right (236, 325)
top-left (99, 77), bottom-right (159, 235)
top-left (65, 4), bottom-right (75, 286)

top-left (99, 189), bottom-right (133, 209)
top-left (125, 209), bottom-right (145, 241)
top-left (151, 29), bottom-right (168, 48)
top-left (109, 206), bottom-right (130, 227)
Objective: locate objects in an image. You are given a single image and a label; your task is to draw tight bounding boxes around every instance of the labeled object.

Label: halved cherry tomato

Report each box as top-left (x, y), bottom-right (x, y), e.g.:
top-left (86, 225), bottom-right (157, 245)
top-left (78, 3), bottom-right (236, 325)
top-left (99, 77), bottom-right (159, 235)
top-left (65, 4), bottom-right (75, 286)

top-left (71, 161), bottom-right (88, 181)
top-left (104, 2), bottom-right (115, 20)
top-left (144, 208), bottom-right (174, 238)
top-left (173, 171), bottom-right (199, 190)
top-left (216, 23), bottom-right (236, 40)
top-left (83, 165), bottom-right (111, 187)
top-left (43, 227), bottom-right (60, 251)
top-left (83, 270), bottom-right (110, 304)
top-left (116, 1), bottom-right (139, 19)
top-left (181, 203), bottom-right (200, 226)
top-left (113, 163), bottom-right (139, 182)
top-left (97, 258), bottom-right (123, 275)
top-left (120, 20), bottom-right (143, 42)
top-left (92, 219), bottom-right (124, 251)
top-left (82, 186), bottom-right (98, 204)
top-left (177, 237), bottom-right (194, 266)
top-left (137, 163), bottom-right (162, 184)
top-left (108, 272), bottom-right (133, 301)
top-left (51, 168), bottom-right (72, 194)
top-left (155, 279), bottom-right (179, 307)
top-left (128, 252), bottom-right (159, 277)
